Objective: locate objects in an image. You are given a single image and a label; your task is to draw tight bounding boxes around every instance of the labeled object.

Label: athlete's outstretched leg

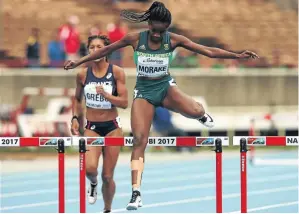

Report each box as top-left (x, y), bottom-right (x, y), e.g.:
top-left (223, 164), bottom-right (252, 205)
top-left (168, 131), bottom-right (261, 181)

top-left (162, 86), bottom-right (214, 128)
top-left (101, 129), bottom-right (122, 212)
top-left (126, 99), bottom-right (155, 210)
top-left (84, 130), bottom-right (102, 204)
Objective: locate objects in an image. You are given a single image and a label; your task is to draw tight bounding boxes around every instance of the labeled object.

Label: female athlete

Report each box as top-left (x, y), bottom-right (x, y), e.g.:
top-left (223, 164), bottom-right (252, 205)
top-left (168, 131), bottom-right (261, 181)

top-left (65, 1), bottom-right (259, 211)
top-left (70, 35), bottom-right (128, 213)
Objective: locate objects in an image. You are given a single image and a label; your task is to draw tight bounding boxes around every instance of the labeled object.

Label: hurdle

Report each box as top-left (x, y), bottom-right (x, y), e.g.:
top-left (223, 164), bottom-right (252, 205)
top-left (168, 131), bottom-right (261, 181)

top-left (0, 137), bottom-right (72, 213)
top-left (233, 136), bottom-right (299, 213)
top-left (73, 136), bottom-right (229, 213)
top-left (1, 136), bottom-right (229, 213)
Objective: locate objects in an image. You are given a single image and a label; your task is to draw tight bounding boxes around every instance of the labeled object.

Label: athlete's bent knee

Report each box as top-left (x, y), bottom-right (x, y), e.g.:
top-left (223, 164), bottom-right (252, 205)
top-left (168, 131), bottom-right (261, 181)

top-left (86, 166), bottom-right (97, 176)
top-left (101, 174), bottom-right (114, 185)
top-left (189, 102), bottom-right (205, 118)
top-left (197, 102), bottom-right (205, 115)
top-left (133, 133), bottom-right (148, 150)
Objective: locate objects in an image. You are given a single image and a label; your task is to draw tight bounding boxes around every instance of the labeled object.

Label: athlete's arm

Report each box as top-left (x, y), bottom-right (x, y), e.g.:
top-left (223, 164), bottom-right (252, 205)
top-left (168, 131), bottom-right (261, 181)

top-left (170, 33), bottom-right (259, 59)
top-left (73, 70), bottom-right (85, 118)
top-left (71, 69), bottom-right (86, 135)
top-left (101, 66), bottom-right (128, 109)
top-left (64, 33), bottom-right (139, 70)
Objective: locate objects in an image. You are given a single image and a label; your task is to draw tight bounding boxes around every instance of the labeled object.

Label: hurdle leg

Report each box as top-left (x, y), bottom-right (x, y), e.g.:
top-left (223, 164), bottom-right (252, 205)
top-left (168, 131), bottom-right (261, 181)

top-left (79, 138), bottom-right (87, 213)
top-left (240, 138), bottom-right (248, 213)
top-left (58, 139), bottom-right (65, 213)
top-left (214, 138), bottom-right (223, 213)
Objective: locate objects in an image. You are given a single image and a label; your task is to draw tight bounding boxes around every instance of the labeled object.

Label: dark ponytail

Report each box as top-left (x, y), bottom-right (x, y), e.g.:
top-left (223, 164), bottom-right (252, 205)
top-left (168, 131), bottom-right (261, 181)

top-left (120, 1), bottom-right (171, 25)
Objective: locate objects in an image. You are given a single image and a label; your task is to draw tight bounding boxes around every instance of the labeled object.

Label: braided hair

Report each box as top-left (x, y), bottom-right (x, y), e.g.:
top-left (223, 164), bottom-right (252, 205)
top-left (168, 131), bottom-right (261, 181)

top-left (120, 1), bottom-right (172, 25)
top-left (87, 35), bottom-right (111, 61)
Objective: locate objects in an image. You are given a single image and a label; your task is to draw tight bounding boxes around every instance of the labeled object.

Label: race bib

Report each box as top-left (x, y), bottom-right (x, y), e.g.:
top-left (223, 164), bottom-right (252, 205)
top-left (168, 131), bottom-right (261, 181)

top-left (137, 56), bottom-right (169, 77)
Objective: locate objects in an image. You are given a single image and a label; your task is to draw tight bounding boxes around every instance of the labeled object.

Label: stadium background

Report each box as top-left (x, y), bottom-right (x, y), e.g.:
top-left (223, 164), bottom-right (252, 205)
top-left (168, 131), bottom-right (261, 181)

top-left (0, 1), bottom-right (298, 213)
top-left (0, 0), bottom-right (298, 143)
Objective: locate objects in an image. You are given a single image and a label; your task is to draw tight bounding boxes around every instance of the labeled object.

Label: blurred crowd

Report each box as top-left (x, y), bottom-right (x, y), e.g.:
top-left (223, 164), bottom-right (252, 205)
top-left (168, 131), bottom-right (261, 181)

top-left (25, 15), bottom-right (296, 70)
top-left (103, 0), bottom-right (150, 3)
top-left (26, 15), bottom-right (127, 68)
top-left (1, 0), bottom-right (296, 69)
top-left (171, 43), bottom-right (295, 70)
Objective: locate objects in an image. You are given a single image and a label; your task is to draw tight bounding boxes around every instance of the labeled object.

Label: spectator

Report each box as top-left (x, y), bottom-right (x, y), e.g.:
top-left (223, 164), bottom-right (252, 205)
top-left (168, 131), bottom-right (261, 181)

top-left (89, 23), bottom-right (103, 36)
top-left (48, 29), bottom-right (65, 67)
top-left (26, 28), bottom-right (40, 68)
top-left (212, 59), bottom-right (226, 69)
top-left (59, 15), bottom-right (81, 61)
top-left (255, 57), bottom-right (269, 68)
top-left (79, 38), bottom-right (88, 57)
top-left (171, 49), bottom-right (186, 68)
top-left (171, 49), bottom-right (199, 68)
top-left (107, 18), bottom-right (126, 66)
top-left (272, 47), bottom-right (281, 67)
top-left (80, 24), bottom-right (105, 57)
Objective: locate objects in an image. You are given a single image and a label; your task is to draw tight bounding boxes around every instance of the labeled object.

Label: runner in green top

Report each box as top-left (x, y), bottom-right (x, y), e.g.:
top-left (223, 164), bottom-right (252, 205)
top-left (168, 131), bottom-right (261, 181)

top-left (64, 1), bottom-right (259, 211)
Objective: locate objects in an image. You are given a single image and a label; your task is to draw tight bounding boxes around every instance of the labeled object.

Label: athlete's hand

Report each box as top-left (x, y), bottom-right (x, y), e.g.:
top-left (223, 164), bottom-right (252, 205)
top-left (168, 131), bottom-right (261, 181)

top-left (64, 60), bottom-right (79, 70)
top-left (96, 85), bottom-right (108, 97)
top-left (238, 50), bottom-right (259, 59)
top-left (71, 119), bottom-right (80, 136)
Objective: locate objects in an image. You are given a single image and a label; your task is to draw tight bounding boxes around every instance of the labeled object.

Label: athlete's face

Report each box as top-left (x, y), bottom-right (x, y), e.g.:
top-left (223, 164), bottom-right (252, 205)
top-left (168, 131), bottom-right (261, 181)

top-left (148, 21), bottom-right (169, 43)
top-left (88, 38), bottom-right (105, 62)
